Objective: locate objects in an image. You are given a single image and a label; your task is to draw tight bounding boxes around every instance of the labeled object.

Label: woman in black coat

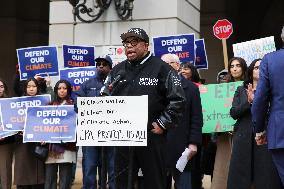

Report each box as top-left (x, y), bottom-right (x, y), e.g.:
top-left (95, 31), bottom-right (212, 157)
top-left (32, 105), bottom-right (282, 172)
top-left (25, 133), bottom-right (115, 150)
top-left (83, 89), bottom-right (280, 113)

top-left (227, 59), bottom-right (282, 189)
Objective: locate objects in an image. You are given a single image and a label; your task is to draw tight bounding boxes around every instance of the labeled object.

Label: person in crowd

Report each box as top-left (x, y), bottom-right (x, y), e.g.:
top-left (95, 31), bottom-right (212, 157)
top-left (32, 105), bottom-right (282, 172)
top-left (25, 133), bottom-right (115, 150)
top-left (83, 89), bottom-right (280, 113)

top-left (34, 74), bottom-right (54, 100)
top-left (179, 62), bottom-right (204, 189)
top-left (13, 64), bottom-right (25, 97)
top-left (216, 69), bottom-right (228, 83)
top-left (102, 28), bottom-right (185, 189)
top-left (13, 67), bottom-right (53, 99)
top-left (180, 62), bottom-right (202, 85)
top-left (0, 78), bottom-right (14, 189)
top-left (14, 78), bottom-right (45, 189)
top-left (211, 57), bottom-right (247, 189)
top-left (252, 26), bottom-right (284, 186)
top-left (44, 79), bottom-right (77, 189)
top-left (161, 53), bottom-right (203, 189)
top-left (76, 55), bottom-right (115, 189)
top-left (227, 59), bottom-right (282, 189)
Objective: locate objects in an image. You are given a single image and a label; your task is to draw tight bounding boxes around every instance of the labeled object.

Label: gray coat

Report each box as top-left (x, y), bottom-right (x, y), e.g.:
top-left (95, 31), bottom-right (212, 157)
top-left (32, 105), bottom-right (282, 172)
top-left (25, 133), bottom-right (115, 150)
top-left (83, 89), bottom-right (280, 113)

top-left (227, 86), bottom-right (281, 189)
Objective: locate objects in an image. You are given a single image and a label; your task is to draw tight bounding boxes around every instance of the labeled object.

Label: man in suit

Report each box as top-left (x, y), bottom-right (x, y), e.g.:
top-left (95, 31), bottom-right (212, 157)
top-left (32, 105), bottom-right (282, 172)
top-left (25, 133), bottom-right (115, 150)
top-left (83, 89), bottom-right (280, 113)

top-left (161, 53), bottom-right (203, 189)
top-left (251, 26), bottom-right (284, 186)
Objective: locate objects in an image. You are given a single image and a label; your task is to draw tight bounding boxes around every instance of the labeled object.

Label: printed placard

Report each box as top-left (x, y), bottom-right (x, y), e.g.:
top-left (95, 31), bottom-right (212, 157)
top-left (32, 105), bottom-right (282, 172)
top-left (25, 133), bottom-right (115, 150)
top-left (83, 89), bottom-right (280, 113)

top-left (102, 46), bottom-right (127, 66)
top-left (233, 36), bottom-right (276, 65)
top-left (17, 46), bottom-right (59, 80)
top-left (153, 34), bottom-right (195, 63)
top-left (23, 105), bottom-right (76, 143)
top-left (200, 82), bottom-right (242, 133)
top-left (195, 39), bottom-right (208, 69)
top-left (0, 106), bottom-right (17, 138)
top-left (63, 45), bottom-right (95, 68)
top-left (0, 95), bottom-right (51, 131)
top-left (77, 96), bottom-right (148, 146)
top-left (59, 66), bottom-right (97, 97)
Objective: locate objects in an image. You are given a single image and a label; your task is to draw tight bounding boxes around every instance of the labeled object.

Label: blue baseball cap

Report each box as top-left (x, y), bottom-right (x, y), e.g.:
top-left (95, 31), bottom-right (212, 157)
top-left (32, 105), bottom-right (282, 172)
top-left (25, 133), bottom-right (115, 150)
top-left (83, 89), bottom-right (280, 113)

top-left (95, 55), bottom-right (113, 69)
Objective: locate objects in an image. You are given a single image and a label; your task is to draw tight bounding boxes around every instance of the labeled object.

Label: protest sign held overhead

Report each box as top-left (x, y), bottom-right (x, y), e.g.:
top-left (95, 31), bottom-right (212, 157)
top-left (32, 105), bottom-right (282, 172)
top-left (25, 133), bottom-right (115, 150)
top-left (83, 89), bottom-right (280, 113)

top-left (213, 19), bottom-right (233, 40)
top-left (153, 34), bottom-right (195, 63)
top-left (213, 19), bottom-right (234, 70)
top-left (23, 105), bottom-right (76, 143)
top-left (195, 39), bottom-right (208, 69)
top-left (0, 95), bottom-right (51, 131)
top-left (102, 46), bottom-right (126, 66)
top-left (233, 36), bottom-right (276, 65)
top-left (199, 82), bottom-right (242, 133)
top-left (59, 66), bottom-right (97, 97)
top-left (17, 46), bottom-right (59, 80)
top-left (77, 96), bottom-right (148, 146)
top-left (63, 45), bottom-right (95, 68)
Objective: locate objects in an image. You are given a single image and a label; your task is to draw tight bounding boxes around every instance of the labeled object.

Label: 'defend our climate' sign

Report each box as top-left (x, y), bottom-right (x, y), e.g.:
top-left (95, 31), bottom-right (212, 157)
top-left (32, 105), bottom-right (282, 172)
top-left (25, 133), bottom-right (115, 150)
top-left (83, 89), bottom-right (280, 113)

top-left (0, 105), bottom-right (17, 138)
top-left (0, 95), bottom-right (51, 131)
top-left (63, 45), bottom-right (95, 68)
top-left (195, 39), bottom-right (208, 69)
top-left (59, 66), bottom-right (97, 97)
top-left (23, 105), bottom-right (77, 143)
top-left (152, 34), bottom-right (195, 63)
top-left (17, 46), bottom-right (59, 80)
top-left (200, 82), bottom-right (242, 133)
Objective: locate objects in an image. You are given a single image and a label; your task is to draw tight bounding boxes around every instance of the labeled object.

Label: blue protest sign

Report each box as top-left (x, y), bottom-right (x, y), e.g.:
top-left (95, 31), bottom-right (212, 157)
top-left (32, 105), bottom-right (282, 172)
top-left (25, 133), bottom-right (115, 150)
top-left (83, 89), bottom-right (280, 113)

top-left (17, 46), bottom-right (59, 80)
top-left (195, 39), bottom-right (208, 69)
top-left (152, 34), bottom-right (195, 63)
top-left (0, 106), bottom-right (17, 138)
top-left (23, 105), bottom-right (76, 143)
top-left (63, 45), bottom-right (95, 68)
top-left (59, 66), bottom-right (97, 97)
top-left (0, 125), bottom-right (17, 139)
top-left (0, 95), bottom-right (51, 131)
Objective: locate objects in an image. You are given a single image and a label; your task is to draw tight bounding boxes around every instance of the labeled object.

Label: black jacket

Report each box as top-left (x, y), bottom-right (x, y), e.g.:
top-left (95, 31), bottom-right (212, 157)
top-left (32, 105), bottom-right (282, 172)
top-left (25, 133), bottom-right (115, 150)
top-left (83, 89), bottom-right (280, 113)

top-left (165, 76), bottom-right (203, 171)
top-left (227, 86), bottom-right (281, 189)
top-left (103, 52), bottom-right (186, 130)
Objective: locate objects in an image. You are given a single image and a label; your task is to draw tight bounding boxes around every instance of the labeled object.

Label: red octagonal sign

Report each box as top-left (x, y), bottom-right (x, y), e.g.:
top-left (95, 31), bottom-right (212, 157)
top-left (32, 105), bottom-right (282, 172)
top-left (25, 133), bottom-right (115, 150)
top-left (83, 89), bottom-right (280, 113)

top-left (213, 19), bottom-right (233, 40)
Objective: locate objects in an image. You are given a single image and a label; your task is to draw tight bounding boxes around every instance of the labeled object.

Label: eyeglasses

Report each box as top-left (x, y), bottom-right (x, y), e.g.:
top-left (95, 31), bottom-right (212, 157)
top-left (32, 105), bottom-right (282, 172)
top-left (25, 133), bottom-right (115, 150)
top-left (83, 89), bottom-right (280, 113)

top-left (96, 62), bottom-right (108, 67)
top-left (122, 38), bottom-right (141, 48)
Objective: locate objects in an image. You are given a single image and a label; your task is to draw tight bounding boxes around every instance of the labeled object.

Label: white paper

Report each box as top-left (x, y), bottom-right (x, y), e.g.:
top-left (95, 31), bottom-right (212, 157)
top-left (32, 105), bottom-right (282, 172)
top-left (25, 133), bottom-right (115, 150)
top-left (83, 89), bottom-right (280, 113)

top-left (176, 148), bottom-right (191, 172)
top-left (77, 96), bottom-right (148, 146)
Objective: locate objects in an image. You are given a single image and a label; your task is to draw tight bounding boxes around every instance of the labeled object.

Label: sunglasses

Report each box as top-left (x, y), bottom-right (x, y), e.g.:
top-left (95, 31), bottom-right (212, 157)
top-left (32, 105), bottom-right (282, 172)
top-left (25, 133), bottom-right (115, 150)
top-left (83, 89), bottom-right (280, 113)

top-left (96, 62), bottom-right (109, 67)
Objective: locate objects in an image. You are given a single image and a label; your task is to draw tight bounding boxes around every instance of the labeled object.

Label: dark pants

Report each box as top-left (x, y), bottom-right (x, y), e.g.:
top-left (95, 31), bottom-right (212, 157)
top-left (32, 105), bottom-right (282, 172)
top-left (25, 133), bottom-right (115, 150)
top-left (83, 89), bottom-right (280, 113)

top-left (115, 133), bottom-right (166, 189)
top-left (191, 147), bottom-right (202, 189)
top-left (166, 169), bottom-right (192, 189)
top-left (271, 149), bottom-right (284, 186)
top-left (44, 163), bottom-right (72, 189)
top-left (82, 146), bottom-right (115, 189)
top-left (17, 184), bottom-right (44, 189)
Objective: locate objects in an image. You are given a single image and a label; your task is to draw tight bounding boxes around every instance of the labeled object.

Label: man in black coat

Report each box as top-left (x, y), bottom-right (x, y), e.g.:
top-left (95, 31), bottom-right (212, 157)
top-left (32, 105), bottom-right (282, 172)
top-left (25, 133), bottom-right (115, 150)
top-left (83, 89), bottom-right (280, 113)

top-left (161, 54), bottom-right (203, 189)
top-left (102, 28), bottom-right (186, 189)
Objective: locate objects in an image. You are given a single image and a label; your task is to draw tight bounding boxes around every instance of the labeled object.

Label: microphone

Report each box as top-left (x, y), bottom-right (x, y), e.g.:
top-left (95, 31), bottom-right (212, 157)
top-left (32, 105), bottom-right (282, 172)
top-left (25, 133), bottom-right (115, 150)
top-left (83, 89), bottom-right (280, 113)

top-left (109, 70), bottom-right (126, 89)
top-left (100, 70), bottom-right (126, 96)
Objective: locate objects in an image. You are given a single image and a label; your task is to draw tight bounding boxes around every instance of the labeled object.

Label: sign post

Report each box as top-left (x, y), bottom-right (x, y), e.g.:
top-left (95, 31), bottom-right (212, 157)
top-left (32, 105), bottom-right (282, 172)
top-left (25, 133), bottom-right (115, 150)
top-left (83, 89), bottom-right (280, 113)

top-left (213, 19), bottom-right (233, 69)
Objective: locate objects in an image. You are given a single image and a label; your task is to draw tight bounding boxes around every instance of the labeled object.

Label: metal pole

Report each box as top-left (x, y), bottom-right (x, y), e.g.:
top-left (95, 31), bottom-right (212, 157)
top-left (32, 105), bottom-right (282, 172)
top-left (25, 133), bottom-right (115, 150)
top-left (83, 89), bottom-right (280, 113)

top-left (101, 147), bottom-right (107, 189)
top-left (127, 147), bottom-right (134, 189)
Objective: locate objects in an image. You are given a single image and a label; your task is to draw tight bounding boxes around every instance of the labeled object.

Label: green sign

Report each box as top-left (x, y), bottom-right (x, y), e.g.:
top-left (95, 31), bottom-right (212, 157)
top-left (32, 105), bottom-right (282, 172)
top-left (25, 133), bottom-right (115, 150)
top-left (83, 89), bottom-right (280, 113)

top-left (199, 81), bottom-right (242, 133)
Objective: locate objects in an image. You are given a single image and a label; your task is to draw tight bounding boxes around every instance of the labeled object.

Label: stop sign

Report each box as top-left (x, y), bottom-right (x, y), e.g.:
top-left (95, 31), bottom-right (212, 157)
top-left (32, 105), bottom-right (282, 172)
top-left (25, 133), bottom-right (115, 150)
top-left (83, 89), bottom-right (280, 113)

top-left (213, 19), bottom-right (233, 40)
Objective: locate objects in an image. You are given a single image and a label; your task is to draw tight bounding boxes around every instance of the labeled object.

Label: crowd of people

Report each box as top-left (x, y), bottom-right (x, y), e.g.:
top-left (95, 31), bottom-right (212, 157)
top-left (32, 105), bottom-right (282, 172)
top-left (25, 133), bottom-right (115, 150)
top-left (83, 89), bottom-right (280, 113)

top-left (0, 27), bottom-right (284, 189)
